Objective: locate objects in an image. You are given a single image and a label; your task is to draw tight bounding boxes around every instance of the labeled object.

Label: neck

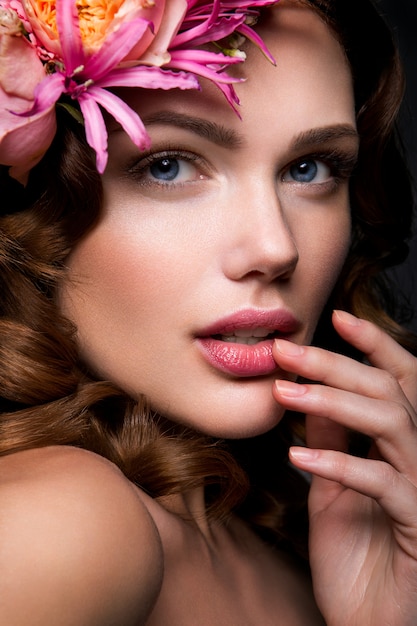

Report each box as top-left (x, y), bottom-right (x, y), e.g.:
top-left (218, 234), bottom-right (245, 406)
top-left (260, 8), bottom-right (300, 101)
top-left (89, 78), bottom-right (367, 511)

top-left (158, 487), bottom-right (216, 540)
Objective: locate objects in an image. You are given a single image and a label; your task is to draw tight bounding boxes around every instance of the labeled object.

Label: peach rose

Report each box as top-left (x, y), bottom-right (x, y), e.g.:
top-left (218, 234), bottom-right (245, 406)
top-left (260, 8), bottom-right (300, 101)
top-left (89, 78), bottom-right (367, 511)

top-left (21, 0), bottom-right (186, 65)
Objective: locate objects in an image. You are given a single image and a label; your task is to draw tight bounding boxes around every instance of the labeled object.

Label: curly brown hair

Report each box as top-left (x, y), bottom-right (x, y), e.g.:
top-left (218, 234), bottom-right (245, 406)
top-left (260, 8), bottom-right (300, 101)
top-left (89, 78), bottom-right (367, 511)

top-left (0, 0), bottom-right (415, 560)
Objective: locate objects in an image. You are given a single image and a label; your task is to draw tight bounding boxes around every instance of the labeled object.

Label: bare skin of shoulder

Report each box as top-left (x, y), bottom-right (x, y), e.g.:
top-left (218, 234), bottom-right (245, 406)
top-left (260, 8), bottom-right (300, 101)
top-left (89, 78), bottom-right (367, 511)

top-left (0, 446), bottom-right (163, 626)
top-left (0, 446), bottom-right (324, 625)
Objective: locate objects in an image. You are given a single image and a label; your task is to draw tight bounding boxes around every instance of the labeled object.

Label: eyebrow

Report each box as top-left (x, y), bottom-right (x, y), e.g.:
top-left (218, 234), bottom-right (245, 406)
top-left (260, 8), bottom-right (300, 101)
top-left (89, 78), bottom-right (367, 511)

top-left (139, 111), bottom-right (358, 152)
top-left (140, 111), bottom-right (244, 148)
top-left (292, 125), bottom-right (359, 150)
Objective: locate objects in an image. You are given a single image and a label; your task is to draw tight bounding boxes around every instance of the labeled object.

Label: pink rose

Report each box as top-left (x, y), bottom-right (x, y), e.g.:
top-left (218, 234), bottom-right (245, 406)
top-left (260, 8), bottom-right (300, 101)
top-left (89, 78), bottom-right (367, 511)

top-left (0, 33), bottom-right (56, 184)
top-left (22, 0), bottom-right (187, 66)
top-left (123, 0), bottom-right (188, 66)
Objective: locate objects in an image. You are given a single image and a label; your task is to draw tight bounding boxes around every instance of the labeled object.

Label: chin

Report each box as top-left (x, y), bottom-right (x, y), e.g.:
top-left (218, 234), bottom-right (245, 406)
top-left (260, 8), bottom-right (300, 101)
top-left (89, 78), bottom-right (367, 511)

top-left (161, 399), bottom-right (286, 440)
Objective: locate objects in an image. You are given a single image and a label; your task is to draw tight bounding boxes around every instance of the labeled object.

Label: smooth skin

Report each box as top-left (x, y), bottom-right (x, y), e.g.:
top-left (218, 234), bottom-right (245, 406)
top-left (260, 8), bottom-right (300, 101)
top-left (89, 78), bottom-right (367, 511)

top-left (0, 446), bottom-right (163, 625)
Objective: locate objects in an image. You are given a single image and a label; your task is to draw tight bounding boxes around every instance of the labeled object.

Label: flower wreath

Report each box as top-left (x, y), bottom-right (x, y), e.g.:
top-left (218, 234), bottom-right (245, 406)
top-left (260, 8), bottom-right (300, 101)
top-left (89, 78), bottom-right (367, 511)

top-left (0, 0), bottom-right (277, 184)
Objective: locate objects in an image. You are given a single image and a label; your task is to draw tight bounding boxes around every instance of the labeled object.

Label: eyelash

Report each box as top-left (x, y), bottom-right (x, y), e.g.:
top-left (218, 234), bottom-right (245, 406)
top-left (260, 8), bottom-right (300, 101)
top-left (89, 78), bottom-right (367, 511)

top-left (125, 147), bottom-right (358, 191)
top-left (125, 149), bottom-right (208, 189)
top-left (283, 149), bottom-right (358, 186)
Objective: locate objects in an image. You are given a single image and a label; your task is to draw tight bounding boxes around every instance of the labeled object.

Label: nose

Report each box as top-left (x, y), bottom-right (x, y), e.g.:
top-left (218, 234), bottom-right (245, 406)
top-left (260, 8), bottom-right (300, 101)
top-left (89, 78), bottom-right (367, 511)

top-left (221, 178), bottom-right (299, 283)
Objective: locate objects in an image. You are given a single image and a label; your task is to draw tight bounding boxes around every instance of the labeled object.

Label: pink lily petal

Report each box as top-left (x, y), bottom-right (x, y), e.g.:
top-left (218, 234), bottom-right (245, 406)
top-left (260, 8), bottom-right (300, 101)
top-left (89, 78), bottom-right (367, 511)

top-left (98, 66), bottom-right (200, 91)
top-left (181, 0), bottom-right (278, 30)
top-left (238, 22), bottom-right (275, 64)
top-left (19, 73), bottom-right (65, 117)
top-left (206, 0), bottom-right (221, 28)
top-left (87, 86), bottom-right (151, 149)
top-left (184, 0), bottom-right (221, 26)
top-left (173, 14), bottom-right (244, 47)
top-left (77, 94), bottom-right (108, 173)
top-left (169, 49), bottom-right (244, 82)
top-left (56, 0), bottom-right (84, 75)
top-left (212, 80), bottom-right (241, 112)
top-left (167, 61), bottom-right (240, 85)
top-left (79, 86), bottom-right (152, 172)
top-left (199, 1), bottom-right (277, 8)
top-left (172, 14), bottom-right (215, 48)
top-left (83, 18), bottom-right (151, 81)
top-left (170, 47), bottom-right (243, 66)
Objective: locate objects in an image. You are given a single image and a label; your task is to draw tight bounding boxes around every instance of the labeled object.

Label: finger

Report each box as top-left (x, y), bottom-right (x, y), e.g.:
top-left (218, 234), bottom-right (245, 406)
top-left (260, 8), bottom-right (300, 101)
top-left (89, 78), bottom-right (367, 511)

top-left (289, 446), bottom-right (417, 538)
top-left (332, 310), bottom-right (417, 407)
top-left (274, 379), bottom-right (417, 480)
top-left (273, 336), bottom-right (413, 409)
top-left (300, 414), bottom-right (350, 510)
top-left (273, 337), bottom-right (417, 425)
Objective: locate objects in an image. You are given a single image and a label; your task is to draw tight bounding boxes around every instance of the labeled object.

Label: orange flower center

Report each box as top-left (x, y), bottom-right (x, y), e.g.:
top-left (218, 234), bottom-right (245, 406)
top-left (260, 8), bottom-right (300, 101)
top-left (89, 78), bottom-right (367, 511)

top-left (26, 0), bottom-right (147, 51)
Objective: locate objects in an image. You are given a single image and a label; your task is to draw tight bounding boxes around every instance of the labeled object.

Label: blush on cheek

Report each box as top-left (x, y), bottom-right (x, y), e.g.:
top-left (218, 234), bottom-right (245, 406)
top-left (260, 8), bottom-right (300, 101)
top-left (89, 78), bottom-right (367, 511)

top-left (304, 218), bottom-right (351, 333)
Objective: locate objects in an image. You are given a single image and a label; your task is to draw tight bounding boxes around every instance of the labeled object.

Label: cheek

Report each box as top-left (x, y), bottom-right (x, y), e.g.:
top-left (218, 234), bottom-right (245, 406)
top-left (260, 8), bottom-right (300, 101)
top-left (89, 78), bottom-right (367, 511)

top-left (59, 217), bottom-right (196, 376)
top-left (314, 217), bottom-right (351, 283)
top-left (297, 208), bottom-right (351, 328)
top-left (328, 209), bottom-right (352, 273)
top-left (65, 226), bottom-right (179, 314)
top-left (59, 229), bottom-right (148, 347)
top-left (59, 231), bottom-right (165, 385)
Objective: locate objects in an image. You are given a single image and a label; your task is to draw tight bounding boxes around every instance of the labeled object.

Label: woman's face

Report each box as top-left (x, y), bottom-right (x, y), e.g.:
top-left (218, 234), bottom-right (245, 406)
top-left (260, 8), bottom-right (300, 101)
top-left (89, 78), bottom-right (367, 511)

top-left (60, 4), bottom-right (357, 438)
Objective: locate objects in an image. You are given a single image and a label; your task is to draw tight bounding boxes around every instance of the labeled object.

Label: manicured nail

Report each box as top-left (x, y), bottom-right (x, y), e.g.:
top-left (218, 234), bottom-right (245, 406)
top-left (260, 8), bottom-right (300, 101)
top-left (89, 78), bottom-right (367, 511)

top-left (289, 447), bottom-right (319, 462)
top-left (275, 380), bottom-right (307, 397)
top-left (333, 309), bottom-right (361, 326)
top-left (274, 339), bottom-right (304, 356)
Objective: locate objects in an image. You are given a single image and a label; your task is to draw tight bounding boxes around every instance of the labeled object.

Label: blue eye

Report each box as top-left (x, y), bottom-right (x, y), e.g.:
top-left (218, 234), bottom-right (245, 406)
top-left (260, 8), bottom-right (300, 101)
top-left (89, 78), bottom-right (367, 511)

top-left (283, 159), bottom-right (331, 184)
top-left (290, 160), bottom-right (317, 182)
top-left (130, 151), bottom-right (203, 186)
top-left (150, 158), bottom-right (180, 181)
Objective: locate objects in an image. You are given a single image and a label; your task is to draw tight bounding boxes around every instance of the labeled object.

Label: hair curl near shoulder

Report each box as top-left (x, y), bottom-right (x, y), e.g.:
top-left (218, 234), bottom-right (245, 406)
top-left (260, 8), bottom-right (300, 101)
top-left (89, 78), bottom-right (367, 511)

top-left (0, 0), bottom-right (416, 561)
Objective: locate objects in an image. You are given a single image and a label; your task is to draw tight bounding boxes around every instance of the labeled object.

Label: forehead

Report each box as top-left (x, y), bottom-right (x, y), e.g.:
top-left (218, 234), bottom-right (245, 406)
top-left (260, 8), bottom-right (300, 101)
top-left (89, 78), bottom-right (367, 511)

top-left (110, 4), bottom-right (354, 144)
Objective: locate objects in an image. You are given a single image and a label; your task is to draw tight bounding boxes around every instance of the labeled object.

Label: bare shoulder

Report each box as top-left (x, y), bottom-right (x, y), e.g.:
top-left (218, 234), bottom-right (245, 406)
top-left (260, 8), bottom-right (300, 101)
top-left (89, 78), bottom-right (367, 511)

top-left (0, 446), bottom-right (163, 625)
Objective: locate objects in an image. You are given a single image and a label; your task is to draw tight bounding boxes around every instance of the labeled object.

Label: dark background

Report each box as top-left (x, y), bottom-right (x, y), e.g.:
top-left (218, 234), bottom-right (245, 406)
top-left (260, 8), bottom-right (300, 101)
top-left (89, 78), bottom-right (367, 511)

top-left (375, 0), bottom-right (417, 332)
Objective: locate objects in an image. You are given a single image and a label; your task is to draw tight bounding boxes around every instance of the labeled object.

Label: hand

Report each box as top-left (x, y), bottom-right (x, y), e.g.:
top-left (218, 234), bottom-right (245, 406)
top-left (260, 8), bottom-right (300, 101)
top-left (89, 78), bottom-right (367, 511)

top-left (272, 310), bottom-right (417, 626)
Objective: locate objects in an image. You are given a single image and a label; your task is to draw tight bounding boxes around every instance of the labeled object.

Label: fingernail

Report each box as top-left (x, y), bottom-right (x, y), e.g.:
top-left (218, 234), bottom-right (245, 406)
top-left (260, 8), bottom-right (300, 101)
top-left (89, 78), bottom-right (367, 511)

top-left (274, 339), bottom-right (304, 356)
top-left (289, 447), bottom-right (319, 462)
top-left (275, 380), bottom-right (307, 397)
top-left (333, 309), bottom-right (361, 326)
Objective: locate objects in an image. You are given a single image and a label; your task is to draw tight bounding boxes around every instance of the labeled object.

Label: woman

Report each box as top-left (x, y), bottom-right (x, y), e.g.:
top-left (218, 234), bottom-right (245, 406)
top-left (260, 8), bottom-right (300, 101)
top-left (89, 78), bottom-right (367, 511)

top-left (0, 0), bottom-right (417, 624)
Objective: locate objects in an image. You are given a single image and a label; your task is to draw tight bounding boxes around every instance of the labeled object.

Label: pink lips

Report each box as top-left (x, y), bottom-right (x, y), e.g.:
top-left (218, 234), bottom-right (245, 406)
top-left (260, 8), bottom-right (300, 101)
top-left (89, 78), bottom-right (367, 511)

top-left (196, 309), bottom-right (300, 377)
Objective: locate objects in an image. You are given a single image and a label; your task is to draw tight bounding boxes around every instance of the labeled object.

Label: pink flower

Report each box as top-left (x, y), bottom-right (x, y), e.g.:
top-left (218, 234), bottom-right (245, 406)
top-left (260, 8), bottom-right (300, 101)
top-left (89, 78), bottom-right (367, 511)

top-left (0, 16), bottom-right (56, 183)
top-left (168, 0), bottom-right (277, 109)
top-left (30, 0), bottom-right (200, 174)
top-left (23, 0), bottom-right (186, 60)
top-left (0, 0), bottom-right (278, 183)
top-left (176, 0), bottom-right (276, 61)
top-left (1, 0), bottom-right (198, 179)
top-left (124, 0), bottom-right (188, 65)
